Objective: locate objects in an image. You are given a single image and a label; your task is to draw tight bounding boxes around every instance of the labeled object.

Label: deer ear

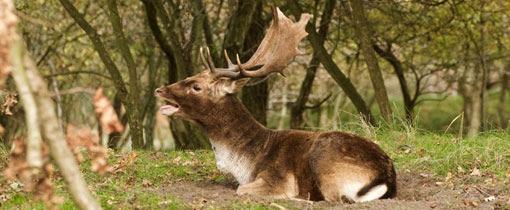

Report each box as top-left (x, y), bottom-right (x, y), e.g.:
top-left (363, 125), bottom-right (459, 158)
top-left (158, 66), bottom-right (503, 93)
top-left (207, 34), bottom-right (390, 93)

top-left (218, 78), bottom-right (250, 95)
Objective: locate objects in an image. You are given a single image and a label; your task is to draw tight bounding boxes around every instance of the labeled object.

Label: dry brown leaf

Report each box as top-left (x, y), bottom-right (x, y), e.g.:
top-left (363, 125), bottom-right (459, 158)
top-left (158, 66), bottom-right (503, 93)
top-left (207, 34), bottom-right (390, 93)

top-left (1, 93), bottom-right (17, 116)
top-left (3, 138), bottom-right (60, 208)
top-left (93, 88), bottom-right (124, 134)
top-left (463, 199), bottom-right (479, 207)
top-left (66, 125), bottom-right (112, 175)
top-left (142, 179), bottom-right (153, 187)
top-left (112, 152), bottom-right (138, 174)
top-left (470, 168), bottom-right (482, 176)
top-left (0, 124), bottom-right (4, 136)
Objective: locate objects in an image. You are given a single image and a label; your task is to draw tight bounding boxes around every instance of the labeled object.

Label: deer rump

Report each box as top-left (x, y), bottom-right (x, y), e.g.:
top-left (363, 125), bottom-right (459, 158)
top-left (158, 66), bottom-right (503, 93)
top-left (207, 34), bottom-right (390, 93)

top-left (155, 7), bottom-right (396, 203)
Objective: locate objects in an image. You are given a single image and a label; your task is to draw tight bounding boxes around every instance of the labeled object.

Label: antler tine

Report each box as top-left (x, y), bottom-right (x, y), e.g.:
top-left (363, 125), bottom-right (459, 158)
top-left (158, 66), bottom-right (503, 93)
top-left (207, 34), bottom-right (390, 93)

top-left (236, 53), bottom-right (243, 70)
top-left (205, 47), bottom-right (216, 72)
top-left (223, 49), bottom-right (234, 67)
top-left (199, 47), bottom-right (212, 71)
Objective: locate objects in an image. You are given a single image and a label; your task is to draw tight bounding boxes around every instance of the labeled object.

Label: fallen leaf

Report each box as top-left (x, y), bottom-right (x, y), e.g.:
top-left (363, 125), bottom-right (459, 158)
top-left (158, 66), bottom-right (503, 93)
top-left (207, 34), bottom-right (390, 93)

top-left (463, 199), bottom-right (479, 207)
top-left (142, 179), bottom-right (153, 187)
top-left (1, 93), bottom-right (17, 115)
top-left (112, 152), bottom-right (138, 174)
top-left (445, 172), bottom-right (453, 182)
top-left (470, 168), bottom-right (482, 176)
top-left (457, 166), bottom-right (465, 173)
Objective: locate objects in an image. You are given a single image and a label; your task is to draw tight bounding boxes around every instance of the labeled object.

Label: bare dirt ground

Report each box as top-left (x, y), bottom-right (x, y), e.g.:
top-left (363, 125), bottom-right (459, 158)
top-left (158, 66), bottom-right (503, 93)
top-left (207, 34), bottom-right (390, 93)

top-left (159, 171), bottom-right (510, 210)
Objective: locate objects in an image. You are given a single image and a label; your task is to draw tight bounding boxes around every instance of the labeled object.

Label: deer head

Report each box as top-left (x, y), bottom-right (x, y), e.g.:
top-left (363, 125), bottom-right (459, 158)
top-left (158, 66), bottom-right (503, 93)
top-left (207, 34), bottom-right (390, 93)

top-left (155, 7), bottom-right (311, 123)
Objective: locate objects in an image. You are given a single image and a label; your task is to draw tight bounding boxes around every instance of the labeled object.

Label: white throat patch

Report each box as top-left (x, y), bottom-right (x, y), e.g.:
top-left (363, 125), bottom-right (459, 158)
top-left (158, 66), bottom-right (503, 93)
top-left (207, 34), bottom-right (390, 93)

top-left (211, 141), bottom-right (254, 185)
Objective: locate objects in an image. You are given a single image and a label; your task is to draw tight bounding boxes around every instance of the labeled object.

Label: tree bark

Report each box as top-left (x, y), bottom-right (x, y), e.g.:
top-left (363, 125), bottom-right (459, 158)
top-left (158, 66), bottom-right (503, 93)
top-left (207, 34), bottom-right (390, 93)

top-left (290, 0), bottom-right (335, 129)
top-left (348, 0), bottom-right (392, 122)
top-left (498, 67), bottom-right (509, 129)
top-left (222, 0), bottom-right (268, 125)
top-left (288, 2), bottom-right (375, 126)
top-left (10, 38), bottom-right (43, 169)
top-left (10, 33), bottom-right (101, 210)
top-left (106, 0), bottom-right (144, 148)
top-left (142, 0), bottom-right (209, 149)
top-left (373, 44), bottom-right (415, 122)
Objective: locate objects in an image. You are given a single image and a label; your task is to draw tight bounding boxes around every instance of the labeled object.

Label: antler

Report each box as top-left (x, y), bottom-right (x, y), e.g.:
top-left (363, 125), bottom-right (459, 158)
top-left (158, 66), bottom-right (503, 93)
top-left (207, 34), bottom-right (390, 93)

top-left (200, 7), bottom-right (311, 79)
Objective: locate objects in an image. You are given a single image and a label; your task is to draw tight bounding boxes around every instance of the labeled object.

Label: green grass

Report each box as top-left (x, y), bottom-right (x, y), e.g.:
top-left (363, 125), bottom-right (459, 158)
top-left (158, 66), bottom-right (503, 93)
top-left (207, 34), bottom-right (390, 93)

top-left (1, 130), bottom-right (509, 209)
top-left (375, 130), bottom-right (510, 177)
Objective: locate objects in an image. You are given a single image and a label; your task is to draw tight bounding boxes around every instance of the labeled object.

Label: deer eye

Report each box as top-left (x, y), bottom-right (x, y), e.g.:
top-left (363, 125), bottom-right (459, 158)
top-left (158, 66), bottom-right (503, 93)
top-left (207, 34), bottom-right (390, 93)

top-left (191, 84), bottom-right (202, 92)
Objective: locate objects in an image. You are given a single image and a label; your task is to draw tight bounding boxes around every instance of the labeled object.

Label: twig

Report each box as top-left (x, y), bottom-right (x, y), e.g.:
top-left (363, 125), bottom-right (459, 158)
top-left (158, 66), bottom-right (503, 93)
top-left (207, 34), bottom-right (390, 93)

top-left (304, 93), bottom-right (332, 109)
top-left (50, 87), bottom-right (96, 97)
top-left (43, 70), bottom-right (112, 80)
top-left (269, 203), bottom-right (287, 210)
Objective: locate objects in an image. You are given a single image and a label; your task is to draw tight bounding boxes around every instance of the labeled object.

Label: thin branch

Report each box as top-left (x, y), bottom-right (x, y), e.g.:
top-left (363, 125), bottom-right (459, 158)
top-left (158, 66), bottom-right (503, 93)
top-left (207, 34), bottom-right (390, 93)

top-left (305, 93), bottom-right (332, 109)
top-left (43, 70), bottom-right (112, 80)
top-left (59, 0), bottom-right (129, 101)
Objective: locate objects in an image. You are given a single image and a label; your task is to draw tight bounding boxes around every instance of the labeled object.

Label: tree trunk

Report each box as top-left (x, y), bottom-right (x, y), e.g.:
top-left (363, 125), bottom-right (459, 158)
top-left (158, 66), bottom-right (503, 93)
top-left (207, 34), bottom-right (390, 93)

top-left (290, 0), bottom-right (335, 129)
top-left (463, 2), bottom-right (487, 138)
top-left (498, 66), bottom-right (509, 129)
top-left (373, 44), bottom-right (414, 123)
top-left (348, 0), bottom-right (392, 122)
top-left (223, 0), bottom-right (268, 125)
top-left (288, 2), bottom-right (375, 126)
top-left (142, 0), bottom-right (209, 149)
top-left (460, 56), bottom-right (484, 137)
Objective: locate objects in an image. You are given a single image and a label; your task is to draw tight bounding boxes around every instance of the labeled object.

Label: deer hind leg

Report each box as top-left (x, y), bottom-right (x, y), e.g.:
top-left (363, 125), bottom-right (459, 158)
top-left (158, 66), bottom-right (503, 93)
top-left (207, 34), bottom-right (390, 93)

top-left (237, 173), bottom-right (299, 199)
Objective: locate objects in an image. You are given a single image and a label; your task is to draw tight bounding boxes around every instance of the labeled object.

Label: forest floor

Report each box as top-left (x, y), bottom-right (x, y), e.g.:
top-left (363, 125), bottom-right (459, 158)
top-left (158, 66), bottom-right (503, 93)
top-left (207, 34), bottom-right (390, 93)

top-left (1, 132), bottom-right (510, 209)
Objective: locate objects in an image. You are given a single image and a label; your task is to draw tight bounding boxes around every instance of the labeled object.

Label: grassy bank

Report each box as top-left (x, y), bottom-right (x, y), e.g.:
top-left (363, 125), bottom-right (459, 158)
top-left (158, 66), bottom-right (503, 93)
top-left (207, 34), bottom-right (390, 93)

top-left (0, 130), bottom-right (509, 209)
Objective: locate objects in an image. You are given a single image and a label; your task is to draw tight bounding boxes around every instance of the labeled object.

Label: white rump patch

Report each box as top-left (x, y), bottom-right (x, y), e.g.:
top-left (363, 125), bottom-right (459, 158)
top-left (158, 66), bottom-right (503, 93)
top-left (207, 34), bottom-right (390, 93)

top-left (211, 142), bottom-right (254, 184)
top-left (341, 183), bottom-right (387, 202)
top-left (354, 184), bottom-right (388, 202)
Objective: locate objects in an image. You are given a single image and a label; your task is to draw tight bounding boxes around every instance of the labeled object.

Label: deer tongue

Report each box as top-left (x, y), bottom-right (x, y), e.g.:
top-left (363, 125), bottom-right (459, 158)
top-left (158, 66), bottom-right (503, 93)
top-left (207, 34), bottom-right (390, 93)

top-left (159, 104), bottom-right (179, 116)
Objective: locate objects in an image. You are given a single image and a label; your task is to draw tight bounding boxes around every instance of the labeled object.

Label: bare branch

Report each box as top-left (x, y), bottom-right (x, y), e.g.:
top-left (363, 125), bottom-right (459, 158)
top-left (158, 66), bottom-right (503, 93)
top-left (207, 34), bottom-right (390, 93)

top-left (43, 70), bottom-right (112, 80)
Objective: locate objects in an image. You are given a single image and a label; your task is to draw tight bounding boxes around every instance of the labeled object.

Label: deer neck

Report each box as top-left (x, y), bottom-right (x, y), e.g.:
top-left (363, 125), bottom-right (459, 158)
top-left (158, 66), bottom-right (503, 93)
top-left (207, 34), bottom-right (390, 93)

top-left (200, 96), bottom-right (270, 146)
top-left (197, 96), bottom-right (269, 184)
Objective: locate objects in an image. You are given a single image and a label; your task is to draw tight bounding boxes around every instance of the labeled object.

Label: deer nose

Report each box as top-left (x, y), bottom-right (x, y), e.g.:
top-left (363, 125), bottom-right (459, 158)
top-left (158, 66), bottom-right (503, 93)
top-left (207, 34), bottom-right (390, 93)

top-left (155, 87), bottom-right (166, 95)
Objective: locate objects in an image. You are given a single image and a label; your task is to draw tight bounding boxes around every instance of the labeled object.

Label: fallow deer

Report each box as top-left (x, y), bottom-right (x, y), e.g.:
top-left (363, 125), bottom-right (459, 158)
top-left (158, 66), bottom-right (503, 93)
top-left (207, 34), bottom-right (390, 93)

top-left (155, 7), bottom-right (396, 203)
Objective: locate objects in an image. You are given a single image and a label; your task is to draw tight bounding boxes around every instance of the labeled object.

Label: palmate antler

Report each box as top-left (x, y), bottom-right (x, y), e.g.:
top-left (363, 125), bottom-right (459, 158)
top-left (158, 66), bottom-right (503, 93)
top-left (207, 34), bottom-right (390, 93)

top-left (200, 7), bottom-right (311, 79)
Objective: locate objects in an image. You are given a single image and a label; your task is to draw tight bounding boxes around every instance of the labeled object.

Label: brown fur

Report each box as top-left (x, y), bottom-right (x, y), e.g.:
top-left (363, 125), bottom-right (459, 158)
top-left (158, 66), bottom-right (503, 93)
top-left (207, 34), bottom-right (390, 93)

top-left (155, 72), bottom-right (397, 202)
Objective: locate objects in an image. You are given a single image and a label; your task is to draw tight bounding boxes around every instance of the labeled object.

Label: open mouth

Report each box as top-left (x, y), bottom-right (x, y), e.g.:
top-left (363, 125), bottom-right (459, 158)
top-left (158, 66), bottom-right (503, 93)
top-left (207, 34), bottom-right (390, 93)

top-left (159, 98), bottom-right (180, 116)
